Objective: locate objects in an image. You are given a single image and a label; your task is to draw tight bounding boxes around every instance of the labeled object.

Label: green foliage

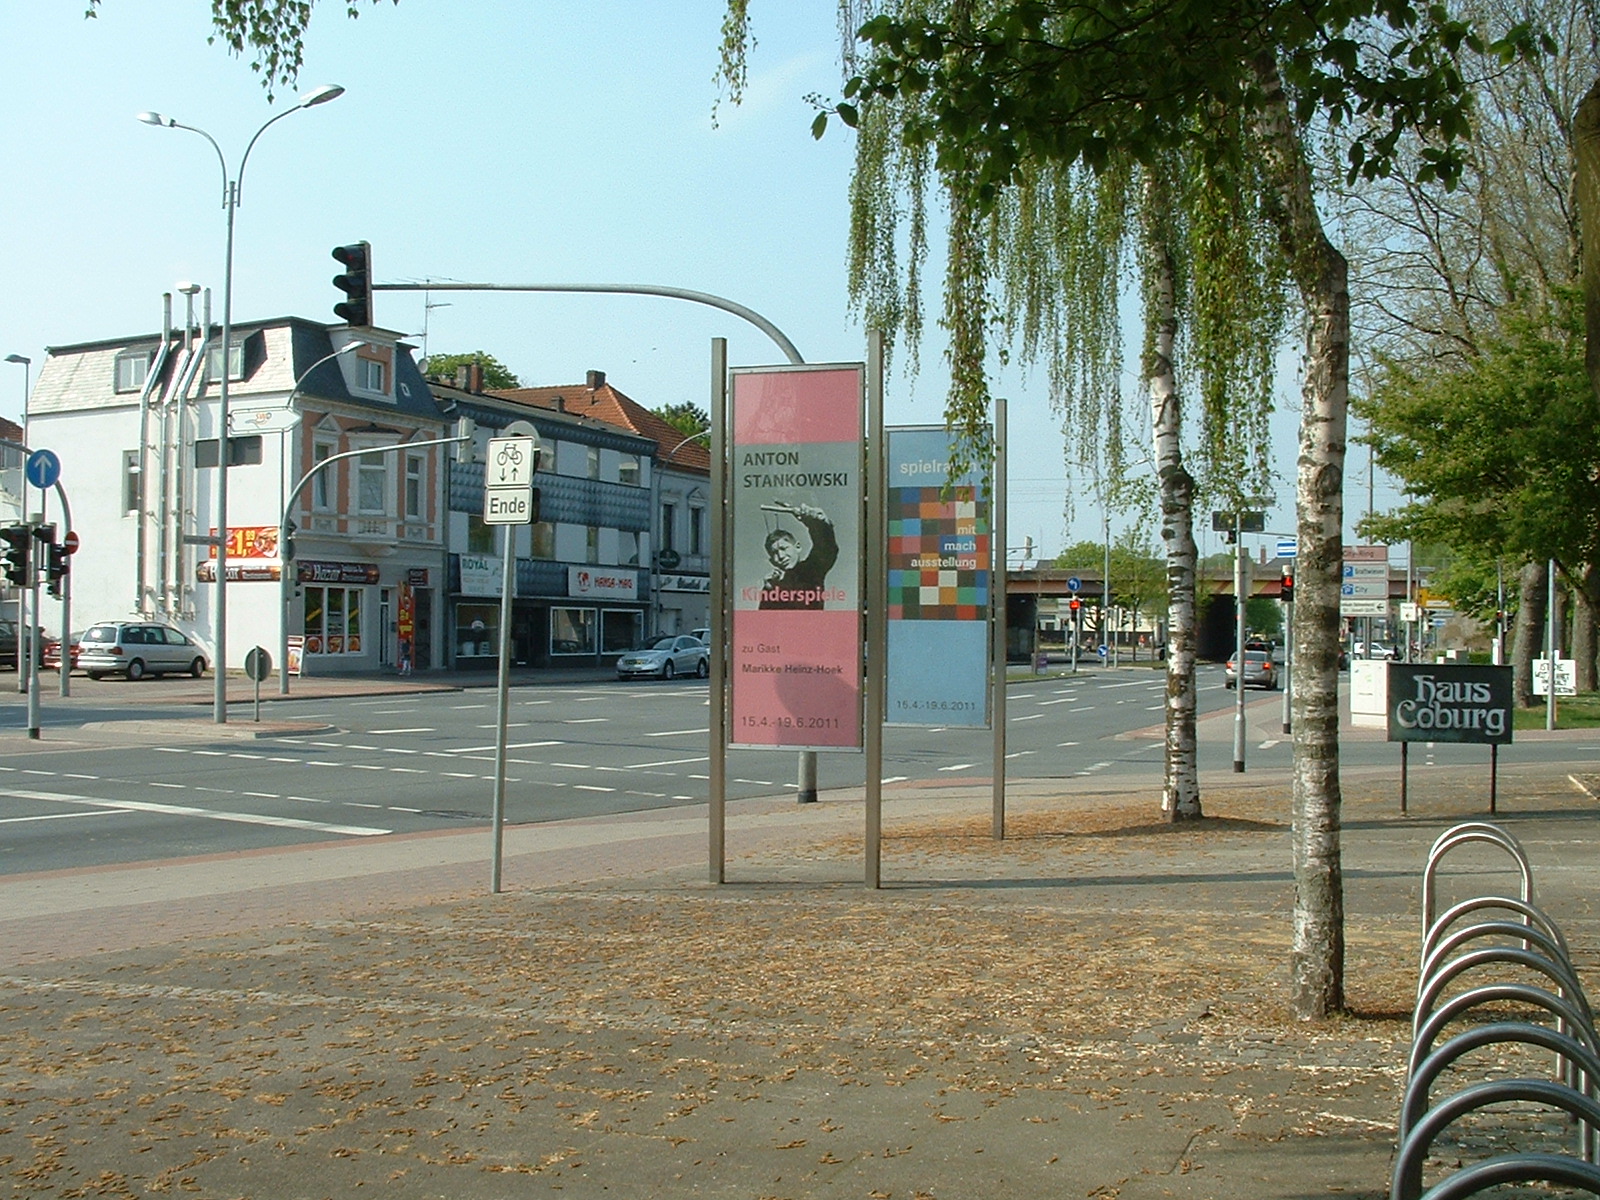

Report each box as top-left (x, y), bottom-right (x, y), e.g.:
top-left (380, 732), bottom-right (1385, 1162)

top-left (1360, 288), bottom-right (1600, 571)
top-left (653, 402), bottom-right (713, 445)
top-left (423, 351), bottom-right (520, 390)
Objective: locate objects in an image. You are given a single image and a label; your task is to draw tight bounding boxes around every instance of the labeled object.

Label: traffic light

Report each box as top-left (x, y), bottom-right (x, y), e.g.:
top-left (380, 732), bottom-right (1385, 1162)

top-left (1280, 570), bottom-right (1295, 603)
top-left (331, 241), bottom-right (373, 326)
top-left (281, 521), bottom-right (296, 564)
top-left (0, 526), bottom-right (29, 587)
top-left (45, 543), bottom-right (67, 599)
top-left (454, 414), bottom-right (477, 463)
top-left (1068, 597), bottom-right (1081, 615)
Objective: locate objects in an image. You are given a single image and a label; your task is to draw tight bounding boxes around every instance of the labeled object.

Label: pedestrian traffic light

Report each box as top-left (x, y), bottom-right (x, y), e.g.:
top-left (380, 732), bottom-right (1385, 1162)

top-left (1069, 597), bottom-right (1081, 614)
top-left (1280, 570), bottom-right (1294, 603)
top-left (45, 543), bottom-right (67, 599)
top-left (331, 241), bottom-right (373, 326)
top-left (0, 525), bottom-right (29, 587)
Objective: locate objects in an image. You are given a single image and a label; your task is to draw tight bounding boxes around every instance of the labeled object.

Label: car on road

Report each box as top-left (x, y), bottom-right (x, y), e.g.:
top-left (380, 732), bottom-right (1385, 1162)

top-left (616, 634), bottom-right (710, 680)
top-left (77, 621), bottom-right (208, 681)
top-left (0, 618), bottom-right (16, 670)
top-left (1353, 640), bottom-right (1398, 660)
top-left (691, 627), bottom-right (711, 645)
top-left (1224, 649), bottom-right (1278, 690)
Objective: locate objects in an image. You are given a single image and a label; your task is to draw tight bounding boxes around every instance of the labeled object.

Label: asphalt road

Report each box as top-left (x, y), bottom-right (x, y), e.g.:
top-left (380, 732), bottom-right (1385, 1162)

top-left (1, 664), bottom-right (1596, 875)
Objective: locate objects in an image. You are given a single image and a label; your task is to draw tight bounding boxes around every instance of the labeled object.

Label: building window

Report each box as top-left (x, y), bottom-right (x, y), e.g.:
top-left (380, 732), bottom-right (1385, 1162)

top-left (194, 435), bottom-right (263, 468)
top-left (619, 530), bottom-right (639, 566)
top-left (358, 356), bottom-right (386, 392)
top-left (455, 603), bottom-right (498, 658)
top-left (205, 341), bottom-right (246, 383)
top-left (302, 585), bottom-right (363, 655)
top-left (690, 506), bottom-right (705, 557)
top-left (530, 520), bottom-right (555, 560)
top-left (619, 454), bottom-right (640, 486)
top-left (551, 607), bottom-right (596, 655)
top-left (587, 446), bottom-right (600, 479)
top-left (114, 352), bottom-right (151, 394)
top-left (122, 450), bottom-right (142, 515)
top-left (466, 514), bottom-right (495, 555)
top-left (586, 525), bottom-right (600, 564)
top-left (404, 454), bottom-right (424, 520)
top-left (661, 502), bottom-right (677, 552)
top-left (356, 451), bottom-right (387, 514)
top-left (312, 441), bottom-right (336, 510)
top-left (602, 610), bottom-right (642, 654)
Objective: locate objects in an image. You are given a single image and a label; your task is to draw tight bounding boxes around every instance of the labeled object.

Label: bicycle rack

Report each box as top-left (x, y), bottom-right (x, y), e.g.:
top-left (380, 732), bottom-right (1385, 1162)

top-left (1392, 821), bottom-right (1600, 1199)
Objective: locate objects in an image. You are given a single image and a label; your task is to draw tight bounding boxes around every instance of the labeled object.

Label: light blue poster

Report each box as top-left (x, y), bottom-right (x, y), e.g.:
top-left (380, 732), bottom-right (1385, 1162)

top-left (885, 427), bottom-right (991, 727)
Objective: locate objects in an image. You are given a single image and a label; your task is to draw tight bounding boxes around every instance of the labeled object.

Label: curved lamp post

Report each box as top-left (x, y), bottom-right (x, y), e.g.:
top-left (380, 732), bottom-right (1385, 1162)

top-left (138, 83), bottom-right (344, 723)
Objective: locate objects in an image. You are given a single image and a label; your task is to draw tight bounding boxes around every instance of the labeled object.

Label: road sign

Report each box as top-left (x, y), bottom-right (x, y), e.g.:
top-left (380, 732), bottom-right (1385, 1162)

top-left (62, 530), bottom-right (79, 555)
top-left (25, 449), bottom-right (60, 490)
top-left (229, 406), bottom-right (301, 434)
top-left (1097, 644), bottom-right (1108, 658)
top-left (1067, 576), bottom-right (1082, 593)
top-left (484, 435), bottom-right (539, 525)
top-left (243, 646), bottom-right (273, 682)
top-left (1343, 544), bottom-right (1388, 563)
top-left (1276, 537), bottom-right (1297, 559)
top-left (1533, 658), bottom-right (1577, 697)
top-left (1340, 597), bottom-right (1388, 616)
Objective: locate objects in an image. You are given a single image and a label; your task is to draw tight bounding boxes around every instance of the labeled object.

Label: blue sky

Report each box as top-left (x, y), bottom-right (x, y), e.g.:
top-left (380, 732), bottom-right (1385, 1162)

top-left (1, 1), bottom-right (1397, 560)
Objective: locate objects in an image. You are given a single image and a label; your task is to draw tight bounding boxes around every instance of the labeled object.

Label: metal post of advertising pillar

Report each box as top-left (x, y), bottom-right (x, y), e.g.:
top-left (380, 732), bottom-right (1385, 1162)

top-left (1232, 519), bottom-right (1247, 772)
top-left (708, 338), bottom-right (728, 883)
top-left (865, 331), bottom-right (885, 887)
top-left (991, 399), bottom-right (1008, 841)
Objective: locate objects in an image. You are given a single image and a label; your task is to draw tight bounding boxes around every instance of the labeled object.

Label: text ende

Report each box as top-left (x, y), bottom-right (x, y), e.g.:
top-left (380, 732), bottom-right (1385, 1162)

top-left (486, 491), bottom-right (532, 521)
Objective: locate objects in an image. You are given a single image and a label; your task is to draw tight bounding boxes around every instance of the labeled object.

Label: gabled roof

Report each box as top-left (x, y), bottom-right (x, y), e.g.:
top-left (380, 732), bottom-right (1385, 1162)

top-left (489, 378), bottom-right (711, 473)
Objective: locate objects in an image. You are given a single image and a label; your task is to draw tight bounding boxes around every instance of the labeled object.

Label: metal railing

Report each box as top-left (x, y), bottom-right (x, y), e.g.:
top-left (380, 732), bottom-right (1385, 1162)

top-left (1392, 822), bottom-right (1600, 1199)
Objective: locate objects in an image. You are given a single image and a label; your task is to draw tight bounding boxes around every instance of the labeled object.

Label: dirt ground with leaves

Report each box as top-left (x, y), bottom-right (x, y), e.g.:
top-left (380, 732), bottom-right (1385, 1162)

top-left (2, 764), bottom-right (1596, 1199)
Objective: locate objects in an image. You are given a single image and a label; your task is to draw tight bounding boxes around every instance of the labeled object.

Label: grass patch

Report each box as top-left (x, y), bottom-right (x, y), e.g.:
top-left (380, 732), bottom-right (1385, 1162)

top-left (1514, 690), bottom-right (1600, 729)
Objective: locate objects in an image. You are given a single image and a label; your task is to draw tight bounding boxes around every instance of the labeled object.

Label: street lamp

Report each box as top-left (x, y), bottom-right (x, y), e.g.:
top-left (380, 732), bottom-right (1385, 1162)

top-left (276, 340), bottom-right (368, 696)
top-left (139, 83), bottom-right (345, 724)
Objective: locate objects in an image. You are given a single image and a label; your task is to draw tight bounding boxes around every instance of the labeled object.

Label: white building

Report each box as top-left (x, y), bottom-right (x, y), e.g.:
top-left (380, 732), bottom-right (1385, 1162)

top-left (28, 298), bottom-right (450, 674)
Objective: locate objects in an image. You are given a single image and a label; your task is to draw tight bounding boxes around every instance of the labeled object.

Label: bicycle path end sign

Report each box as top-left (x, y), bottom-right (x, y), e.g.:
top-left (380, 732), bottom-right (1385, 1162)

top-left (484, 435), bottom-right (538, 525)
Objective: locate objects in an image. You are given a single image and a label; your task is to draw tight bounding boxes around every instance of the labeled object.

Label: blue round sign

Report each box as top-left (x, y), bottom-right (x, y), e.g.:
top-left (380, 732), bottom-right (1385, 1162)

top-left (25, 449), bottom-right (60, 490)
top-left (1067, 576), bottom-right (1082, 593)
top-left (1097, 644), bottom-right (1108, 658)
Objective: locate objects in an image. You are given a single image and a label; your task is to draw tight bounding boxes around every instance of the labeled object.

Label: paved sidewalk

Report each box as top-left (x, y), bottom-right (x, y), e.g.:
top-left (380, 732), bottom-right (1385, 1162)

top-left (2, 752), bottom-right (1598, 1198)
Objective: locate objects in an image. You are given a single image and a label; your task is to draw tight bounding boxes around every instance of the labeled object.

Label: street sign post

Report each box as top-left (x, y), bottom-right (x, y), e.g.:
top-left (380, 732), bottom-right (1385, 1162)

top-left (484, 435), bottom-right (539, 525)
top-left (24, 450), bottom-right (60, 491)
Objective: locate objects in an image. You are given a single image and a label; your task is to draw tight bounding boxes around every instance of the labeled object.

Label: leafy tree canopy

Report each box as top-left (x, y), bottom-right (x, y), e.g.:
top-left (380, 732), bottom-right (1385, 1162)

top-left (653, 402), bottom-right (713, 445)
top-left (1360, 288), bottom-right (1600, 571)
top-left (423, 351), bottom-right (520, 390)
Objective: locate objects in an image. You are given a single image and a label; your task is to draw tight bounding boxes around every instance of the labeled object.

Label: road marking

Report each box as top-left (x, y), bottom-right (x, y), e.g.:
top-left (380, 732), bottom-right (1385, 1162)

top-left (1058, 741), bottom-right (1079, 747)
top-left (1012, 713), bottom-right (1043, 722)
top-left (938, 763), bottom-right (975, 772)
top-left (369, 727), bottom-right (436, 735)
top-left (0, 810), bottom-right (117, 826)
top-left (389, 767), bottom-right (427, 774)
top-left (1037, 698), bottom-right (1076, 706)
top-left (1004, 750), bottom-right (1036, 759)
top-left (390, 806), bottom-right (422, 813)
top-left (627, 756), bottom-right (711, 769)
top-left (563, 718), bottom-right (608, 724)
top-left (0, 787), bottom-right (390, 837)
top-left (1259, 739), bottom-right (1280, 750)
top-left (648, 728), bottom-right (707, 737)
top-left (573, 784), bottom-right (616, 793)
top-left (552, 762), bottom-right (591, 770)
top-left (1070, 706), bottom-right (1094, 713)
top-left (442, 772), bottom-right (478, 779)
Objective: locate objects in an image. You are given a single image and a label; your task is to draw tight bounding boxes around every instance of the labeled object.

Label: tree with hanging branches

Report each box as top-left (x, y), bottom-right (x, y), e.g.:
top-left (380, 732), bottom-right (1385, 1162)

top-left (719, 0), bottom-right (1544, 1019)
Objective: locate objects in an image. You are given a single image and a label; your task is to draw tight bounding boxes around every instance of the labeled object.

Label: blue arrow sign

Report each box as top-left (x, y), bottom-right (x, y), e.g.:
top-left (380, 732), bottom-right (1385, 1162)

top-left (25, 449), bottom-right (60, 490)
top-left (1067, 576), bottom-right (1082, 592)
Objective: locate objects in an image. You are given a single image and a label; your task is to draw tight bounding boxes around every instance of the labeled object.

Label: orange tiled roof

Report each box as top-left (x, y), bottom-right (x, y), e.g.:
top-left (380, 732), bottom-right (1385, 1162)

top-left (489, 380), bottom-right (711, 472)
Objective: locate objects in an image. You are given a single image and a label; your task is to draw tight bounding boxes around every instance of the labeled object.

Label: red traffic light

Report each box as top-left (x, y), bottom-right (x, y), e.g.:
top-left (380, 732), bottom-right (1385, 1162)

top-left (1069, 597), bottom-right (1081, 611)
top-left (331, 241), bottom-right (373, 326)
top-left (1280, 571), bottom-right (1295, 602)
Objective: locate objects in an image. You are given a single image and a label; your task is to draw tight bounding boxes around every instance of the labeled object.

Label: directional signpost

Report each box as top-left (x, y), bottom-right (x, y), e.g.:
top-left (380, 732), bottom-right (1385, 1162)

top-left (484, 435), bottom-right (538, 525)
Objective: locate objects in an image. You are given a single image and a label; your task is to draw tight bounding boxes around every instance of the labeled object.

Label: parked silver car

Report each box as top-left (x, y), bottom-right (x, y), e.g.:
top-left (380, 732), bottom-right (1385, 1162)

top-left (616, 634), bottom-right (709, 680)
top-left (78, 622), bottom-right (208, 681)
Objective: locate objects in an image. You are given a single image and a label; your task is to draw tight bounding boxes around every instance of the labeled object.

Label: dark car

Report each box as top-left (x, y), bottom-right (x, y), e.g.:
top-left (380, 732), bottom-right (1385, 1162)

top-left (0, 618), bottom-right (15, 670)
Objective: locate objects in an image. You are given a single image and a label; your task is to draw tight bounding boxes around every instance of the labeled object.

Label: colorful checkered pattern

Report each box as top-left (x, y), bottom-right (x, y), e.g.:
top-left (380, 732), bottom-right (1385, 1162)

top-left (887, 486), bottom-right (990, 620)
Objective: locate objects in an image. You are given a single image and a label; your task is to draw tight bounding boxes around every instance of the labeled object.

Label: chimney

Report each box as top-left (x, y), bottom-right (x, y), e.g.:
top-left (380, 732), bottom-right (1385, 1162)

top-left (454, 366), bottom-right (470, 389)
top-left (468, 361), bottom-right (484, 393)
top-left (586, 369), bottom-right (605, 390)
top-left (553, 395), bottom-right (565, 413)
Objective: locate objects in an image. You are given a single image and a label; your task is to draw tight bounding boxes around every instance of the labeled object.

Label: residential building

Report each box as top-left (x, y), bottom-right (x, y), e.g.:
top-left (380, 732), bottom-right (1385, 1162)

top-left (489, 370), bottom-right (712, 636)
top-left (27, 298), bottom-right (450, 673)
top-left (429, 367), bottom-right (656, 668)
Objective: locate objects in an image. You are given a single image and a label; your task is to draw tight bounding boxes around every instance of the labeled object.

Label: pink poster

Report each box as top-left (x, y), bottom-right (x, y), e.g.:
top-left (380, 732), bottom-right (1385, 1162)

top-left (729, 365), bottom-right (864, 750)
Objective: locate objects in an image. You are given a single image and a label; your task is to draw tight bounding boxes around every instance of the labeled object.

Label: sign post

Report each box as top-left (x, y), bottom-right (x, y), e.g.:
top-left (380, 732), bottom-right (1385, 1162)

top-left (483, 424), bottom-right (540, 894)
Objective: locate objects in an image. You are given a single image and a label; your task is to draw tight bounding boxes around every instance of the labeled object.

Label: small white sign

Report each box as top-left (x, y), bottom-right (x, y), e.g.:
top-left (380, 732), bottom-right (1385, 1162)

top-left (229, 406), bottom-right (300, 433)
top-left (486, 437), bottom-right (537, 487)
top-left (484, 487), bottom-right (534, 524)
top-left (1276, 537), bottom-right (1298, 560)
top-left (1533, 658), bottom-right (1577, 697)
top-left (459, 553), bottom-right (504, 598)
top-left (1340, 597), bottom-right (1389, 616)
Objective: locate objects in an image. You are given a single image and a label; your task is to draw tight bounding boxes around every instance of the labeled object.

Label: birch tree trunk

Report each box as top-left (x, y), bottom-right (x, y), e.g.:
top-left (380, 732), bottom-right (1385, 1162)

top-left (1144, 199), bottom-right (1202, 821)
top-left (1252, 50), bottom-right (1347, 1019)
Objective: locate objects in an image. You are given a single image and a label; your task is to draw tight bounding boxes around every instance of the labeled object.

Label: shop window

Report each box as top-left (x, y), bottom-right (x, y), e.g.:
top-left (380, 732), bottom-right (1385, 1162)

top-left (456, 602), bottom-right (498, 658)
top-left (602, 610), bottom-right (642, 654)
top-left (550, 607), bottom-right (595, 656)
top-left (302, 585), bottom-right (364, 655)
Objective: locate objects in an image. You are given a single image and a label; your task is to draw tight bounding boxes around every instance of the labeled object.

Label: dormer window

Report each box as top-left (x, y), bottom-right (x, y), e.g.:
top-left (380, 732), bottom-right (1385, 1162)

top-left (358, 356), bottom-right (386, 392)
top-left (114, 351), bottom-right (152, 393)
top-left (205, 341), bottom-right (246, 383)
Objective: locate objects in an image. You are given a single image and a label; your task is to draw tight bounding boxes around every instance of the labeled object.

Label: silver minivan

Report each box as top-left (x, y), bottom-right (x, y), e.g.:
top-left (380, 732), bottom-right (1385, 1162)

top-left (79, 622), bottom-right (208, 681)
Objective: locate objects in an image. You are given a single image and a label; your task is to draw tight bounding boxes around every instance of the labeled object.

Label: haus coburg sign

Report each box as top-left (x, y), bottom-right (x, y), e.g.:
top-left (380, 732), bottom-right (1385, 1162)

top-left (1386, 663), bottom-right (1512, 745)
